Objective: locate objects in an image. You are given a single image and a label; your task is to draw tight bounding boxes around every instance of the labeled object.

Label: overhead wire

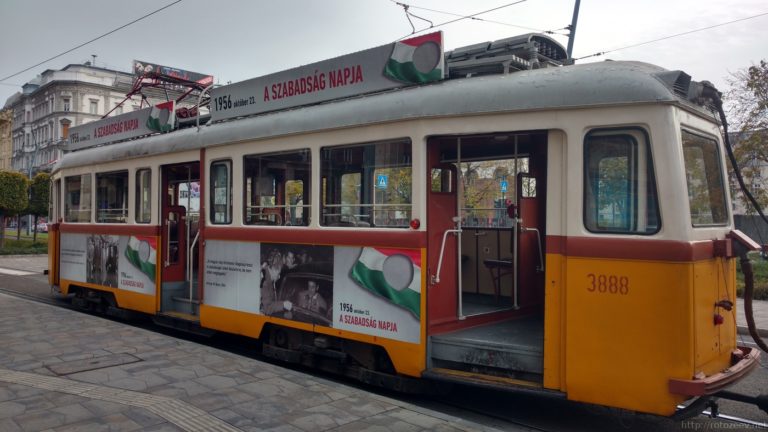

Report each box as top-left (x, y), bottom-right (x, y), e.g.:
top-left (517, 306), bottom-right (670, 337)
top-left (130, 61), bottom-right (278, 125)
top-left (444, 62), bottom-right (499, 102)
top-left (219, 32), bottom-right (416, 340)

top-left (0, 0), bottom-right (183, 83)
top-left (576, 10), bottom-right (768, 60)
top-left (391, 0), bottom-right (530, 39)
top-left (392, 1), bottom-right (568, 36)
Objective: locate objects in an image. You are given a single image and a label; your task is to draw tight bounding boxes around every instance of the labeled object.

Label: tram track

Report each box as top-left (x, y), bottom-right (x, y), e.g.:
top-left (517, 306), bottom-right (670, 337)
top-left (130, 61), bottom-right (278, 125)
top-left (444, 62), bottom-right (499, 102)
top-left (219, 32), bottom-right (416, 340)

top-left (0, 283), bottom-right (766, 431)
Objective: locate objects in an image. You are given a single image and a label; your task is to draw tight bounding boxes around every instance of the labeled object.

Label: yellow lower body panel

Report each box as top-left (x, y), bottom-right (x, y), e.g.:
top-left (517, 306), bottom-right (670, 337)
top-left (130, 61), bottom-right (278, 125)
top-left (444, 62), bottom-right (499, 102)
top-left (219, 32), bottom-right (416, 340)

top-left (556, 256), bottom-right (738, 416)
top-left (200, 304), bottom-right (426, 377)
top-left (60, 280), bottom-right (156, 315)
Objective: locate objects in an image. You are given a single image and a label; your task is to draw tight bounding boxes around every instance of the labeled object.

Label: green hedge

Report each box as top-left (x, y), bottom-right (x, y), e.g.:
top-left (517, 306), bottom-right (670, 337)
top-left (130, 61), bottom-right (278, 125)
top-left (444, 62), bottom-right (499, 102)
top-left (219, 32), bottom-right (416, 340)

top-left (736, 253), bottom-right (768, 300)
top-left (0, 238), bottom-right (48, 255)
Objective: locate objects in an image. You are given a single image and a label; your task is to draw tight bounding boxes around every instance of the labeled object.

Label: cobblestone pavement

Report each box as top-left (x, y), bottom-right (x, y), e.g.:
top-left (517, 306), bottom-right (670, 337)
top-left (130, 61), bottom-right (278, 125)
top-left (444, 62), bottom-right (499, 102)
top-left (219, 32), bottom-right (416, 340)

top-left (0, 293), bottom-right (507, 432)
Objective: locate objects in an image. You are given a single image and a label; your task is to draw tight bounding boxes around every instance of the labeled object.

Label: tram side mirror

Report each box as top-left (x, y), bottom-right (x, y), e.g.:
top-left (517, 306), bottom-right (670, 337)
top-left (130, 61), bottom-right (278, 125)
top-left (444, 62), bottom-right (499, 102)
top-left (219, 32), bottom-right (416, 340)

top-left (506, 201), bottom-right (516, 218)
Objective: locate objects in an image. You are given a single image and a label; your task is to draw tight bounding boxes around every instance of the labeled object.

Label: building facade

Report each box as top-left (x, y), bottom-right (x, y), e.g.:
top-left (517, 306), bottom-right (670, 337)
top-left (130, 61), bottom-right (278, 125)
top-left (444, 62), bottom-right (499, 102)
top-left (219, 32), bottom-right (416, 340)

top-left (3, 63), bottom-right (181, 175)
top-left (0, 109), bottom-right (11, 171)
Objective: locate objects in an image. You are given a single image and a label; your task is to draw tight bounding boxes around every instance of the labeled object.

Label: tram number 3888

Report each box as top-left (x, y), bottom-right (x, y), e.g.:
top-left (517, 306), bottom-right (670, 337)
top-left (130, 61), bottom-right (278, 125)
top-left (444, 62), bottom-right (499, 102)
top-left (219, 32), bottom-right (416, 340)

top-left (587, 274), bottom-right (630, 295)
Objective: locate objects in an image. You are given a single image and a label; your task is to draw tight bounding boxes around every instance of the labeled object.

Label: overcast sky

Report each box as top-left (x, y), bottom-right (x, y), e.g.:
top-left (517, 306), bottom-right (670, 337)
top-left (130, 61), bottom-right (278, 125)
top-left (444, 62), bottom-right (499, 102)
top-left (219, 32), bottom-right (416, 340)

top-left (1, 0), bottom-right (766, 107)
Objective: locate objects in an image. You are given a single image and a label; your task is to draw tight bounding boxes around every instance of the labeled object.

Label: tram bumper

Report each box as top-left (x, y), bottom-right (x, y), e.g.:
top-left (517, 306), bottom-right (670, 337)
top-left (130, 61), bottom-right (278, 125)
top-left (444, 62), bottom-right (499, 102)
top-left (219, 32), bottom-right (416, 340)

top-left (668, 347), bottom-right (760, 396)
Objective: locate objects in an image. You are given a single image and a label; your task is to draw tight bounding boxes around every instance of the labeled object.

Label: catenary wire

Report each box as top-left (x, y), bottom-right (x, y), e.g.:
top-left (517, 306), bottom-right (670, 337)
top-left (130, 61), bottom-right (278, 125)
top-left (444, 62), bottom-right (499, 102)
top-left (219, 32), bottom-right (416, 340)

top-left (392, 1), bottom-right (568, 35)
top-left (576, 11), bottom-right (768, 60)
top-left (394, 0), bottom-right (529, 39)
top-left (0, 0), bottom-right (183, 83)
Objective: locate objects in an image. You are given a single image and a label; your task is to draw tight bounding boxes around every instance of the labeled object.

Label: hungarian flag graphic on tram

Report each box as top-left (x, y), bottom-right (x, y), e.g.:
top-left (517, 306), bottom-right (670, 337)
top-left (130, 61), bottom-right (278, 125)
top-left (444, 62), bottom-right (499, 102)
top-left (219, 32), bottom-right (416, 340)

top-left (146, 101), bottom-right (175, 133)
top-left (350, 247), bottom-right (421, 318)
top-left (125, 236), bottom-right (157, 280)
top-left (384, 32), bottom-right (444, 84)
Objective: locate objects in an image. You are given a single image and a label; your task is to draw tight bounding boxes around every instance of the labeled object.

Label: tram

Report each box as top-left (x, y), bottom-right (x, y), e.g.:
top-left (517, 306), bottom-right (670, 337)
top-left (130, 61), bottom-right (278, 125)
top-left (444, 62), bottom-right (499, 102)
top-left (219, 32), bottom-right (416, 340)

top-left (47, 32), bottom-right (761, 417)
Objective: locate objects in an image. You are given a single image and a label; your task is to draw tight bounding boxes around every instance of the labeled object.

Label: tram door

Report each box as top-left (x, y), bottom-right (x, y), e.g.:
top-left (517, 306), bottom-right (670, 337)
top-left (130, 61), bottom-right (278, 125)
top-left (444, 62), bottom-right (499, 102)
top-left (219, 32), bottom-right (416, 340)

top-left (428, 133), bottom-right (547, 330)
top-left (160, 162), bottom-right (201, 317)
top-left (427, 141), bottom-right (460, 327)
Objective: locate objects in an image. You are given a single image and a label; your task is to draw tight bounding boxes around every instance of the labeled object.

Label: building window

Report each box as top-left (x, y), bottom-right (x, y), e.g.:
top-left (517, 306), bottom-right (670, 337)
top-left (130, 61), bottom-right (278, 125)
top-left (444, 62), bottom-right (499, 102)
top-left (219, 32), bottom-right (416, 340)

top-left (682, 130), bottom-right (728, 226)
top-left (114, 104), bottom-right (123, 116)
top-left (96, 171), bottom-right (128, 223)
top-left (210, 160), bottom-right (232, 224)
top-left (65, 174), bottom-right (92, 222)
top-left (321, 139), bottom-right (412, 228)
top-left (63, 98), bottom-right (70, 112)
top-left (584, 128), bottom-right (660, 234)
top-left (244, 149), bottom-right (311, 226)
top-left (136, 169), bottom-right (152, 223)
top-left (62, 122), bottom-right (70, 139)
top-left (89, 100), bottom-right (98, 115)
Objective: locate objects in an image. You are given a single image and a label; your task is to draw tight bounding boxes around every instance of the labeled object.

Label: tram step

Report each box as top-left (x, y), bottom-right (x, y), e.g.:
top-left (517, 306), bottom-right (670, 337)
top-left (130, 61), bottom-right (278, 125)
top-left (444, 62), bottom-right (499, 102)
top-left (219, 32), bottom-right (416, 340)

top-left (430, 336), bottom-right (543, 374)
top-left (422, 368), bottom-right (560, 397)
top-left (430, 316), bottom-right (544, 375)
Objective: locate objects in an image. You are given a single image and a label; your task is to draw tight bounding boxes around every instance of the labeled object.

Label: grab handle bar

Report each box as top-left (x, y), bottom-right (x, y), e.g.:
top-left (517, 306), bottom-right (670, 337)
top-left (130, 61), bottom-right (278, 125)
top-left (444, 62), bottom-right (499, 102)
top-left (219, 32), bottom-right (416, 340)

top-left (432, 228), bottom-right (461, 284)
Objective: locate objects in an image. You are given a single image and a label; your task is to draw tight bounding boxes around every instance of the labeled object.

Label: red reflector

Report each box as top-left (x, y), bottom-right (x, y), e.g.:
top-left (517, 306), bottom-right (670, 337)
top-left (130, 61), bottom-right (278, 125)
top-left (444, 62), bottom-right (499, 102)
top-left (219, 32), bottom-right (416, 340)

top-left (713, 314), bottom-right (724, 325)
top-left (410, 219), bottom-right (421, 229)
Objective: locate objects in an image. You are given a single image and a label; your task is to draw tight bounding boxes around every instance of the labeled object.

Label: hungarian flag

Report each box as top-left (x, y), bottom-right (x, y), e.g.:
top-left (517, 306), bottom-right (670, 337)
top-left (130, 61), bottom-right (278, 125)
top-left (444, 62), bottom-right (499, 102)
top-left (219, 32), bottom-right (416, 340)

top-left (146, 101), bottom-right (175, 133)
top-left (125, 236), bottom-right (157, 280)
top-left (384, 32), bottom-right (444, 84)
top-left (350, 247), bottom-right (421, 318)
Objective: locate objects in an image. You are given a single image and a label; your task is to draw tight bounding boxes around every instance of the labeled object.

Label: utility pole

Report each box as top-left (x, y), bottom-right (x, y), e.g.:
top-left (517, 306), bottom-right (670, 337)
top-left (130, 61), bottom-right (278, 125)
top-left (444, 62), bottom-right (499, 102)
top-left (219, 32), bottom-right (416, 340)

top-left (566, 0), bottom-right (581, 63)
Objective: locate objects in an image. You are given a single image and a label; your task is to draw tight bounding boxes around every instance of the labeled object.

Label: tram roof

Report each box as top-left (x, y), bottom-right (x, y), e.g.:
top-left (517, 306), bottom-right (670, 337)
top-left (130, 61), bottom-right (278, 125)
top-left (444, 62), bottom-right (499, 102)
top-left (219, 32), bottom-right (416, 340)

top-left (54, 60), bottom-right (715, 172)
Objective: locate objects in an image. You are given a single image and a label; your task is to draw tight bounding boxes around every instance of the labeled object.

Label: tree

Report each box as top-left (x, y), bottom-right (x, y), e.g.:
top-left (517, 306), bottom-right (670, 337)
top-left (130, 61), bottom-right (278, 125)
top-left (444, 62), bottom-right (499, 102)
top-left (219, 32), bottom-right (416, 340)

top-left (28, 172), bottom-right (51, 243)
top-left (726, 60), bottom-right (768, 214)
top-left (0, 170), bottom-right (29, 249)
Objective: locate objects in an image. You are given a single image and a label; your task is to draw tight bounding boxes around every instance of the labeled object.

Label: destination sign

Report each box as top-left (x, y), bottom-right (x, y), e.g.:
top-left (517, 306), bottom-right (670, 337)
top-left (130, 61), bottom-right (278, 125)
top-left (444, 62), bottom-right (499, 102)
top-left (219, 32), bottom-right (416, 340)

top-left (209, 32), bottom-right (444, 122)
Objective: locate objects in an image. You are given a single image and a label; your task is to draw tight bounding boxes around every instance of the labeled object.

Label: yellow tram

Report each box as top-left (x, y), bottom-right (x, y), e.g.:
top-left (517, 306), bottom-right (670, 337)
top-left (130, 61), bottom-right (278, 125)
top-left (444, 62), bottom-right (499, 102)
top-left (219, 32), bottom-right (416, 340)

top-left (48, 32), bottom-right (760, 417)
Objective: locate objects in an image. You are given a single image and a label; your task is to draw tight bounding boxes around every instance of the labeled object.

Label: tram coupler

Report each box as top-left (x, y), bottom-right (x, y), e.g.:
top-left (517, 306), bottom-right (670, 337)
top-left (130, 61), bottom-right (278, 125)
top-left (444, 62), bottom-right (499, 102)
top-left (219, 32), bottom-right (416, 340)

top-left (713, 390), bottom-right (768, 415)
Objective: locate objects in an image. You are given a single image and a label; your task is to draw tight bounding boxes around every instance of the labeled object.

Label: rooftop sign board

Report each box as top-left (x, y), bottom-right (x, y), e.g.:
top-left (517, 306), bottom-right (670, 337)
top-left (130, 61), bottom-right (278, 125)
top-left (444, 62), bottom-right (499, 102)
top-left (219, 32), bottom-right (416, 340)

top-left (133, 60), bottom-right (214, 86)
top-left (209, 32), bottom-right (444, 122)
top-left (68, 101), bottom-right (176, 151)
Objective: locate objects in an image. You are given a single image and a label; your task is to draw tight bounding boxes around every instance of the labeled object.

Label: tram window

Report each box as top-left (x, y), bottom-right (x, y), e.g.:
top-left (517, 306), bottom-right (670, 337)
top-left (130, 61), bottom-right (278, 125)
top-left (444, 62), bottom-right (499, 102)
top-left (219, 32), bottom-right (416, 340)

top-left (584, 129), bottom-right (660, 234)
top-left (460, 158), bottom-right (526, 229)
top-left (210, 160), bottom-right (232, 224)
top-left (321, 139), bottom-right (411, 228)
top-left (682, 131), bottom-right (728, 226)
top-left (431, 168), bottom-right (453, 193)
top-left (243, 149), bottom-right (311, 226)
top-left (64, 174), bottom-right (91, 223)
top-left (49, 180), bottom-right (59, 223)
top-left (136, 169), bottom-right (151, 224)
top-left (95, 171), bottom-right (128, 223)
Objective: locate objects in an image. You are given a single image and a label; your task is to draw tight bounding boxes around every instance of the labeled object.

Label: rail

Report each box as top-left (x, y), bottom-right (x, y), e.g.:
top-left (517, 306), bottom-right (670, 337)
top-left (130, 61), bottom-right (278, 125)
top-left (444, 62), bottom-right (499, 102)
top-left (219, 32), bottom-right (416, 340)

top-left (187, 229), bottom-right (200, 301)
top-left (521, 226), bottom-right (544, 272)
top-left (432, 228), bottom-right (461, 285)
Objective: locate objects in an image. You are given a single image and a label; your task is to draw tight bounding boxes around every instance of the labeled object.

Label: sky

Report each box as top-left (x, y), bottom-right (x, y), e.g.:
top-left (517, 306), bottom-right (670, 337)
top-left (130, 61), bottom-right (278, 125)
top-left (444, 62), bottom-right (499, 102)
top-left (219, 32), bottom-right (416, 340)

top-left (1, 0), bottom-right (766, 107)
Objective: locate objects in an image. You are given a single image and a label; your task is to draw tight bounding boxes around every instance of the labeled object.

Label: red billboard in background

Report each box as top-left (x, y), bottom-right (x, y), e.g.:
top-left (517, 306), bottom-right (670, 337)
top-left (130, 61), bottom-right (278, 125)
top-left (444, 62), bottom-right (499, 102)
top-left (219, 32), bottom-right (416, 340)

top-left (133, 60), bottom-right (213, 86)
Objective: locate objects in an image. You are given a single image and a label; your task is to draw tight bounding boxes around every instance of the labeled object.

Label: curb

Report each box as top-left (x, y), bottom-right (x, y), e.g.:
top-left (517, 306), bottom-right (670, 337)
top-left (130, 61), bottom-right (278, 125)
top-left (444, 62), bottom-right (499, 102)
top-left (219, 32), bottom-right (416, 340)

top-left (737, 325), bottom-right (768, 339)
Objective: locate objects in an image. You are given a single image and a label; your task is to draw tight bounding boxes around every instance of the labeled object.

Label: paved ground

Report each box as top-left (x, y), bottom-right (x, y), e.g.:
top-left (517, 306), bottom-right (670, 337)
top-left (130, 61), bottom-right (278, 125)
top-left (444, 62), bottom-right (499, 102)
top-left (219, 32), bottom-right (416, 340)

top-left (0, 293), bottom-right (508, 432)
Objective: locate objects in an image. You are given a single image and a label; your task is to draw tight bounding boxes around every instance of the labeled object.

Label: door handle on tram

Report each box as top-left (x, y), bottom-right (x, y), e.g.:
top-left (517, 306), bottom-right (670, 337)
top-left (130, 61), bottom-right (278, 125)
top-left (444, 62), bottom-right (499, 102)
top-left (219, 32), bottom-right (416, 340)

top-left (431, 228), bottom-right (462, 285)
top-left (165, 219), bottom-right (172, 267)
top-left (521, 226), bottom-right (544, 272)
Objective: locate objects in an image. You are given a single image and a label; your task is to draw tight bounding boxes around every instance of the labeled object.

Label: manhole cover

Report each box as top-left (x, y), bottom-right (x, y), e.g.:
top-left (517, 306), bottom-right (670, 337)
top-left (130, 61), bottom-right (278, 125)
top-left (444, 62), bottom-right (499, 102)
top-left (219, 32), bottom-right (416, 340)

top-left (47, 353), bottom-right (142, 375)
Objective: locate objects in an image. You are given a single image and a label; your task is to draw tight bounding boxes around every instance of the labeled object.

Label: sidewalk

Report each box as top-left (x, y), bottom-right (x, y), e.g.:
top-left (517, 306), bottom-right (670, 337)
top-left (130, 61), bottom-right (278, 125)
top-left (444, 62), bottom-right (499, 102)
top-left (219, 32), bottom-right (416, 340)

top-left (0, 254), bottom-right (49, 275)
top-left (0, 293), bottom-right (503, 432)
